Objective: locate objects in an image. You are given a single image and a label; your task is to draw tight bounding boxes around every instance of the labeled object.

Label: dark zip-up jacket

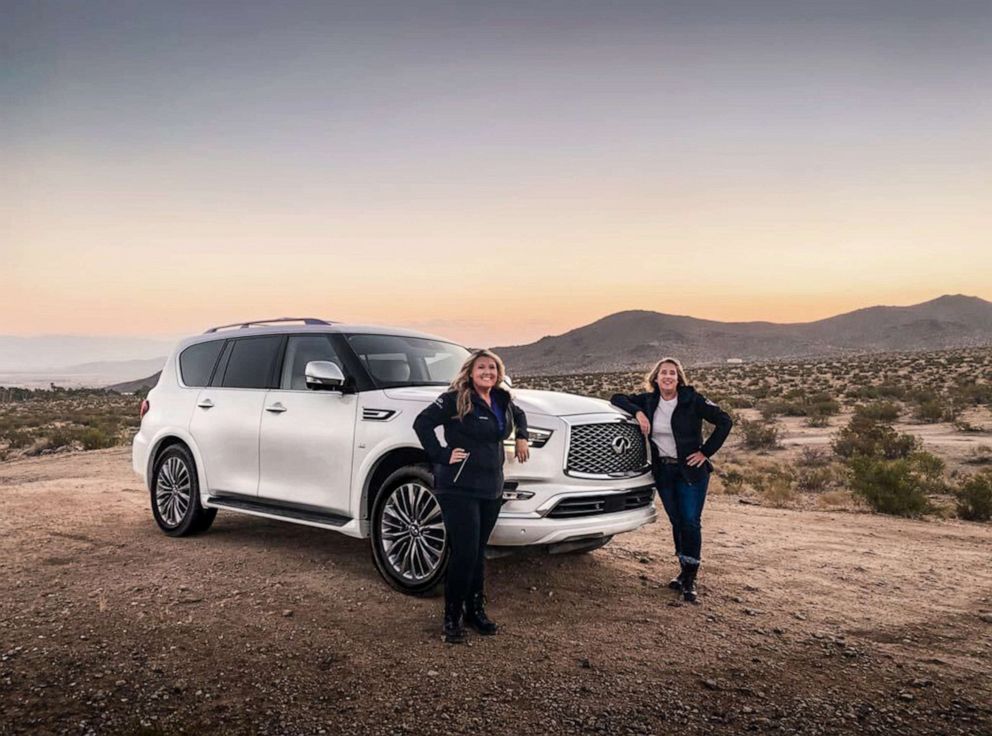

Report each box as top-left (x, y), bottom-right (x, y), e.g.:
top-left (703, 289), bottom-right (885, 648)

top-left (414, 388), bottom-right (529, 499)
top-left (610, 385), bottom-right (732, 484)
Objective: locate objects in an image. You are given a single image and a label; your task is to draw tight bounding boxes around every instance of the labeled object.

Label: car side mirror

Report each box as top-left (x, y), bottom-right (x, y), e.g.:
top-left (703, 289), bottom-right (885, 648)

top-left (305, 361), bottom-right (346, 391)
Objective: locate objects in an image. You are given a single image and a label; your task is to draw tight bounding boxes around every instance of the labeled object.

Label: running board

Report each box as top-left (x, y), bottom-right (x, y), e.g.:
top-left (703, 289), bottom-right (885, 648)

top-left (207, 495), bottom-right (351, 527)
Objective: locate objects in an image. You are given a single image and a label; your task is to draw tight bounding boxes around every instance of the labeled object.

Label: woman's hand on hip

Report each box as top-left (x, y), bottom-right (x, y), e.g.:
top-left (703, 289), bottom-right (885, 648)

top-left (634, 411), bottom-right (650, 436)
top-left (449, 448), bottom-right (469, 464)
top-left (685, 451), bottom-right (708, 467)
top-left (514, 439), bottom-right (530, 463)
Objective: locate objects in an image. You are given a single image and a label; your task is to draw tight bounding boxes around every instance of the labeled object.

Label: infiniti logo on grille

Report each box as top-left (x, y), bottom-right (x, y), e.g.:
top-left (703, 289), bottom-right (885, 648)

top-left (611, 436), bottom-right (632, 455)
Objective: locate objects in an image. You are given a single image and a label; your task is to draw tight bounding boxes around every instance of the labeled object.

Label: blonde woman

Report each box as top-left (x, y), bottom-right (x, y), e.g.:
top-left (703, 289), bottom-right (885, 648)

top-left (413, 349), bottom-right (529, 643)
top-left (611, 358), bottom-right (732, 602)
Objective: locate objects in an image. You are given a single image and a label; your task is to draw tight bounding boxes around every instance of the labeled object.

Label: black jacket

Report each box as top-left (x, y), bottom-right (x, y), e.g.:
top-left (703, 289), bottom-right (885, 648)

top-left (414, 388), bottom-right (529, 498)
top-left (610, 385), bottom-right (733, 483)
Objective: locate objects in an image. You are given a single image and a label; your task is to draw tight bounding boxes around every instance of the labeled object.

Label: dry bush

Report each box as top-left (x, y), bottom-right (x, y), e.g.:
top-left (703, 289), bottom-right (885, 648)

top-left (797, 446), bottom-right (830, 467)
top-left (964, 445), bottom-right (992, 465)
top-left (855, 401), bottom-right (902, 422)
top-left (816, 490), bottom-right (855, 509)
top-left (738, 418), bottom-right (780, 451)
top-left (912, 399), bottom-right (947, 424)
top-left (832, 415), bottom-right (919, 460)
top-left (847, 456), bottom-right (931, 518)
top-left (717, 467), bottom-right (745, 494)
top-left (795, 465), bottom-right (835, 493)
top-left (956, 470), bottom-right (992, 522)
top-left (747, 463), bottom-right (797, 507)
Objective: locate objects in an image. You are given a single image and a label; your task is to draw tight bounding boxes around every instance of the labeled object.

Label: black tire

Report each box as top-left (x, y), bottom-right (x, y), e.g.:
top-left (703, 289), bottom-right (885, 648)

top-left (150, 444), bottom-right (217, 537)
top-left (370, 465), bottom-right (449, 596)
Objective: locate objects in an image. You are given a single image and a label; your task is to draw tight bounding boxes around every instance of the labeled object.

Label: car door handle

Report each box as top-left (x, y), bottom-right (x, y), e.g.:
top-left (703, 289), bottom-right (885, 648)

top-left (265, 403), bottom-right (287, 413)
top-left (197, 399), bottom-right (214, 409)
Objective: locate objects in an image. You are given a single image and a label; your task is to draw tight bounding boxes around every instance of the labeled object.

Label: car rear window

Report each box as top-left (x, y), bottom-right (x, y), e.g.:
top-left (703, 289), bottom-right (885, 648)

top-left (178, 341), bottom-right (225, 387)
top-left (220, 336), bottom-right (283, 389)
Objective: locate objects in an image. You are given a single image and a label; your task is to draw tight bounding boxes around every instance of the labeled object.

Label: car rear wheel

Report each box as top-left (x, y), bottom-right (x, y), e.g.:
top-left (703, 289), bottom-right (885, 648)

top-left (370, 465), bottom-right (448, 596)
top-left (151, 444), bottom-right (217, 537)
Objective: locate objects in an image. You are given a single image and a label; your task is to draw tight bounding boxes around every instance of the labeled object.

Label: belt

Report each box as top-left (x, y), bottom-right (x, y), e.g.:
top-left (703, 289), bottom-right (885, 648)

top-left (655, 456), bottom-right (679, 465)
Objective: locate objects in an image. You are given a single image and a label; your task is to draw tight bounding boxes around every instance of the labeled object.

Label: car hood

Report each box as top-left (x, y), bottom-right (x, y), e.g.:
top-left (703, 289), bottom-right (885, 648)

top-left (382, 387), bottom-right (627, 418)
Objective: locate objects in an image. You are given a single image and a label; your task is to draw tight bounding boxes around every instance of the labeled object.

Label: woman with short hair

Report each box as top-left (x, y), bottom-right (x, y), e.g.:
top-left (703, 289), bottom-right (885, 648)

top-left (414, 349), bottom-right (529, 643)
top-left (611, 357), bottom-right (732, 602)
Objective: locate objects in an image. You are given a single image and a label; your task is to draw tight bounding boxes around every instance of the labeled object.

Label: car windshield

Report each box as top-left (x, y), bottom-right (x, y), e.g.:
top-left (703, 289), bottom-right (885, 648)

top-left (345, 334), bottom-right (470, 388)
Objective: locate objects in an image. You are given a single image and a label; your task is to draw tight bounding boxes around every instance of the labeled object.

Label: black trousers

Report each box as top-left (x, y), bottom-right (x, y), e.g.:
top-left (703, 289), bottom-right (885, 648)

top-left (436, 493), bottom-right (502, 606)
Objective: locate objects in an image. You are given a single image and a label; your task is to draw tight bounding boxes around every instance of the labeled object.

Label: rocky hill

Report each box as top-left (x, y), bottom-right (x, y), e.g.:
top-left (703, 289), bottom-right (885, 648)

top-left (493, 294), bottom-right (992, 375)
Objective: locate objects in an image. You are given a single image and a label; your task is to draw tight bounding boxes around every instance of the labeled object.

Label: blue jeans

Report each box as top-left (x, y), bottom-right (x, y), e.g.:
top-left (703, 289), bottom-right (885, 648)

top-left (653, 462), bottom-right (709, 565)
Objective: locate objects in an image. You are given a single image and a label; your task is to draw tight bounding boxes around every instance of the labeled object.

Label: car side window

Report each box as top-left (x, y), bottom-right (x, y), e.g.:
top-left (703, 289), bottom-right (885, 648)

top-left (279, 335), bottom-right (343, 390)
top-left (179, 341), bottom-right (225, 387)
top-left (220, 336), bottom-right (283, 389)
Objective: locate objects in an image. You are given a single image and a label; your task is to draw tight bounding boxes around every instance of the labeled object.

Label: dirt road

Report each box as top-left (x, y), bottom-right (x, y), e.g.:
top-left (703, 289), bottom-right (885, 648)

top-left (1, 449), bottom-right (990, 735)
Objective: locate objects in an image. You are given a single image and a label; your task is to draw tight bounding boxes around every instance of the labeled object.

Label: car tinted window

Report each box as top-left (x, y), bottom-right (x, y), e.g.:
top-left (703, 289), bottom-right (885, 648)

top-left (220, 336), bottom-right (283, 389)
top-left (179, 341), bottom-right (225, 387)
top-left (279, 335), bottom-right (343, 390)
top-left (345, 334), bottom-right (470, 388)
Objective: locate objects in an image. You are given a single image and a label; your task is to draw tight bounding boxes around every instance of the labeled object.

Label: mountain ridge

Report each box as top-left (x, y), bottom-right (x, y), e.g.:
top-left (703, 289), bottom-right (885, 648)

top-left (492, 294), bottom-right (992, 375)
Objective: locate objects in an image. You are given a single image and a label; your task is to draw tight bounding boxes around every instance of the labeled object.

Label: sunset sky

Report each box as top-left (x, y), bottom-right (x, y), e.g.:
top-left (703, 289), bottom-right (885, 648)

top-left (4, 1), bottom-right (991, 347)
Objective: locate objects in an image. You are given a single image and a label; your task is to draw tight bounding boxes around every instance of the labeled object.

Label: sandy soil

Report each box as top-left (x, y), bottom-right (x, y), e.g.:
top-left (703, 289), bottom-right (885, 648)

top-left (1, 448), bottom-right (990, 736)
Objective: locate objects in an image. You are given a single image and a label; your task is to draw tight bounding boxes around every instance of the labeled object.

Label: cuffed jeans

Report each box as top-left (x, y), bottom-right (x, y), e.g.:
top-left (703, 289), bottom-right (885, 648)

top-left (653, 462), bottom-right (709, 565)
top-left (435, 493), bottom-right (502, 606)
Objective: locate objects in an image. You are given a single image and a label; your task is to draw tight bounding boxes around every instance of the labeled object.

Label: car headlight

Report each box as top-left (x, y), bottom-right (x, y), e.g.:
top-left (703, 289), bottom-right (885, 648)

top-left (504, 426), bottom-right (553, 449)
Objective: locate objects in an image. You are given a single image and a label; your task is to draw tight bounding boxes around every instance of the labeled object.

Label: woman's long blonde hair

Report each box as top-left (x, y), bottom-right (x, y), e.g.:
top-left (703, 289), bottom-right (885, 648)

top-left (450, 349), bottom-right (508, 419)
top-left (643, 356), bottom-right (689, 392)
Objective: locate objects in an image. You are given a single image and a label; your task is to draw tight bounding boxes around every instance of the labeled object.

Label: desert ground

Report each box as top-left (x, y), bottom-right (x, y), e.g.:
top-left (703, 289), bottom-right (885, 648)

top-left (2, 447), bottom-right (990, 736)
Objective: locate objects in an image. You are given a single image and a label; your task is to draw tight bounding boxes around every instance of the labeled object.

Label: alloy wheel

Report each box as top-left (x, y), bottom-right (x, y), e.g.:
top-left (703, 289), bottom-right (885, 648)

top-left (155, 456), bottom-right (191, 527)
top-left (379, 482), bottom-right (446, 582)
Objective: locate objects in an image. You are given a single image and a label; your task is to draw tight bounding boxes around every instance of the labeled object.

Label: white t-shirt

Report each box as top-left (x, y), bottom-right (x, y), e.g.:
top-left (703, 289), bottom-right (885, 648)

top-left (651, 396), bottom-right (678, 459)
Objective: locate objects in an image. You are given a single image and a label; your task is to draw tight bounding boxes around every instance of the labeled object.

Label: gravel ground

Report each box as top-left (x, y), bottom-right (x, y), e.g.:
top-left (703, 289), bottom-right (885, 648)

top-left (1, 448), bottom-right (991, 736)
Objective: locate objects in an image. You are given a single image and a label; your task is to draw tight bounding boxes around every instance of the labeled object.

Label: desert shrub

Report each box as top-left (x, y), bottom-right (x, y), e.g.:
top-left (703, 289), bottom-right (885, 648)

top-left (951, 382), bottom-right (992, 406)
top-left (855, 401), bottom-right (902, 422)
top-left (796, 465), bottom-right (834, 493)
top-left (738, 419), bottom-right (780, 450)
top-left (798, 446), bottom-right (830, 467)
top-left (848, 456), bottom-right (931, 517)
top-left (909, 451), bottom-right (947, 494)
top-left (817, 490), bottom-right (853, 509)
top-left (79, 427), bottom-right (116, 450)
top-left (964, 445), bottom-right (992, 465)
top-left (956, 471), bottom-right (992, 522)
top-left (847, 382), bottom-right (907, 401)
top-left (3, 429), bottom-right (34, 449)
top-left (953, 419), bottom-right (985, 433)
top-left (719, 468), bottom-right (745, 494)
top-left (45, 428), bottom-right (77, 450)
top-left (749, 465), bottom-right (797, 507)
top-left (832, 416), bottom-right (919, 460)
top-left (806, 401), bottom-right (839, 427)
top-left (912, 399), bottom-right (945, 424)
top-left (757, 399), bottom-right (801, 420)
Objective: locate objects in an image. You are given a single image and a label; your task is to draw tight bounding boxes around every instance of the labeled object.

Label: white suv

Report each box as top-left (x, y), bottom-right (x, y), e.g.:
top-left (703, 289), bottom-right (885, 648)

top-left (132, 318), bottom-right (655, 594)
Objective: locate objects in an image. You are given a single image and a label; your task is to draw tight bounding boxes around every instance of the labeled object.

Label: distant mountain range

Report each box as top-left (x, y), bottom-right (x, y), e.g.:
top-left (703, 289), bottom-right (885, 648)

top-left (6, 295), bottom-right (991, 389)
top-left (492, 294), bottom-right (992, 375)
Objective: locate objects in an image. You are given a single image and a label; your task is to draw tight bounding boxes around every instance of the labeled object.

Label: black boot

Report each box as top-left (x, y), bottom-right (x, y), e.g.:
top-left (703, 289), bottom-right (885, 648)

top-left (464, 591), bottom-right (498, 635)
top-left (668, 559), bottom-right (686, 591)
top-left (442, 599), bottom-right (466, 644)
top-left (681, 562), bottom-right (700, 603)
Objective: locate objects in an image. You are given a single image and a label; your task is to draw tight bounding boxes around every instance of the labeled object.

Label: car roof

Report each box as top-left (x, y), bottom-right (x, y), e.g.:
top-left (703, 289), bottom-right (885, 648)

top-left (174, 323), bottom-right (461, 352)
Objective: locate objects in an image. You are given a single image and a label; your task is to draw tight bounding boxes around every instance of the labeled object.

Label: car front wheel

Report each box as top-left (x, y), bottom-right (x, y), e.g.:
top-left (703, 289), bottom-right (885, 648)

top-left (370, 465), bottom-right (448, 596)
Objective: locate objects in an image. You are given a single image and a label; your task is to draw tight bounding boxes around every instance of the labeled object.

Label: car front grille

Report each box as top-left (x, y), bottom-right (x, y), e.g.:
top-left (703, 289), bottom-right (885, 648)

top-left (565, 421), bottom-right (648, 476)
top-left (546, 486), bottom-right (654, 519)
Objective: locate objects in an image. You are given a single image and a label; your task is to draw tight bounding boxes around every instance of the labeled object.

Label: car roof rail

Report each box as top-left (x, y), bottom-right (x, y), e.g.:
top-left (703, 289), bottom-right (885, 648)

top-left (203, 317), bottom-right (334, 334)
